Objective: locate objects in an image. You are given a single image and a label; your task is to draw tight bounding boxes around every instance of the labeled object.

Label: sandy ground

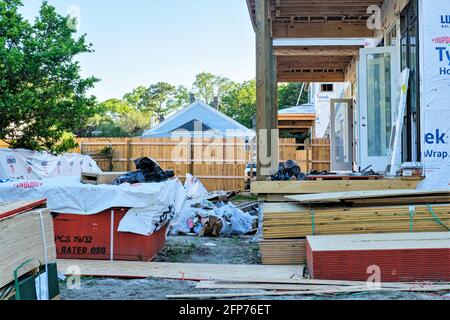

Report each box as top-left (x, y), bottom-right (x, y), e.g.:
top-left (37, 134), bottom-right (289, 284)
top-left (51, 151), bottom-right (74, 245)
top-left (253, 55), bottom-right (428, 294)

top-left (59, 235), bottom-right (450, 301)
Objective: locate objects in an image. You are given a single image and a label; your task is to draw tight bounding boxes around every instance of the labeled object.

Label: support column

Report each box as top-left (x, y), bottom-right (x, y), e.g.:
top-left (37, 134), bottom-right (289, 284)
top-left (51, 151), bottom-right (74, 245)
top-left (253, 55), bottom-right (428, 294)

top-left (256, 0), bottom-right (279, 180)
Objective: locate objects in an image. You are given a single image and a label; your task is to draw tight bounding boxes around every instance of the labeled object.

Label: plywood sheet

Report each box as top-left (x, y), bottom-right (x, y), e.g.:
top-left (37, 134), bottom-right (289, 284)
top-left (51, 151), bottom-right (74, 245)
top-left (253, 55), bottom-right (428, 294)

top-left (56, 260), bottom-right (304, 282)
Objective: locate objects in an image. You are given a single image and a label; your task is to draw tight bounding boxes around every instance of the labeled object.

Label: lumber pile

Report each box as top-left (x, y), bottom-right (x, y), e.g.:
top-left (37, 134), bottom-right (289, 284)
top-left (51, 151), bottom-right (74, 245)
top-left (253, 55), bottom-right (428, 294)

top-left (258, 189), bottom-right (450, 266)
top-left (259, 239), bottom-right (307, 265)
top-left (307, 232), bottom-right (450, 282)
top-left (0, 200), bottom-right (56, 290)
top-left (263, 203), bottom-right (450, 239)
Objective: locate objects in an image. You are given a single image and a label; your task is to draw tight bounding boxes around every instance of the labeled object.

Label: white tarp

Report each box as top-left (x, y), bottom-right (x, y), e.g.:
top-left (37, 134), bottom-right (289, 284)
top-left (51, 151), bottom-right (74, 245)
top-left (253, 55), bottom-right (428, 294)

top-left (0, 175), bottom-right (185, 236)
top-left (419, 0), bottom-right (450, 189)
top-left (0, 148), bottom-right (101, 180)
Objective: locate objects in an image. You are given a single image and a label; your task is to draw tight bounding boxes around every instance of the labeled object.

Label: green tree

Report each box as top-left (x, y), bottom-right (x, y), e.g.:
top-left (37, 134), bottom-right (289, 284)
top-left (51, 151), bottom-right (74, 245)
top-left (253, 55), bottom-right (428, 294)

top-left (221, 80), bottom-right (256, 128)
top-left (192, 72), bottom-right (234, 109)
top-left (78, 98), bottom-right (150, 137)
top-left (123, 86), bottom-right (148, 111)
top-left (167, 85), bottom-right (190, 110)
top-left (146, 82), bottom-right (178, 119)
top-left (0, 0), bottom-right (99, 153)
top-left (278, 83), bottom-right (308, 110)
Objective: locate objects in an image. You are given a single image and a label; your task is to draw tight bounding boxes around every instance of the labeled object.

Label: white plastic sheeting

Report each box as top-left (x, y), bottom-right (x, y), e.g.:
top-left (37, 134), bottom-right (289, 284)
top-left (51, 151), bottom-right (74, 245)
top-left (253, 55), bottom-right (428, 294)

top-left (0, 175), bottom-right (185, 236)
top-left (0, 148), bottom-right (101, 180)
top-left (170, 175), bottom-right (255, 236)
top-left (419, 0), bottom-right (450, 189)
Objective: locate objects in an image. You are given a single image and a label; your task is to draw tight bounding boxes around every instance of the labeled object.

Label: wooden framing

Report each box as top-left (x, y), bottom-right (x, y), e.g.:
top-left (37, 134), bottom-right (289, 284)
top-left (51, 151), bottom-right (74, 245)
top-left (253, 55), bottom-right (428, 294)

top-left (256, 0), bottom-right (279, 179)
top-left (247, 0), bottom-right (385, 39)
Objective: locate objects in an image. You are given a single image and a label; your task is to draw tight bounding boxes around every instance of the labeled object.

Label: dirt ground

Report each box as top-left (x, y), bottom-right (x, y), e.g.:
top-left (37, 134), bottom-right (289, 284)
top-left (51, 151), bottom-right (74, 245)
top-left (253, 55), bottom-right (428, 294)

top-left (59, 235), bottom-right (450, 301)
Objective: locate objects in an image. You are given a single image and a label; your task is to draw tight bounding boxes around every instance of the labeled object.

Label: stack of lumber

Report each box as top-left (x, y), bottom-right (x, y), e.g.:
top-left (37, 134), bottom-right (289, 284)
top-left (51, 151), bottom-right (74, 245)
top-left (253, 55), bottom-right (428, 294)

top-left (262, 202), bottom-right (450, 238)
top-left (307, 232), bottom-right (450, 282)
top-left (0, 199), bottom-right (56, 290)
top-left (259, 189), bottom-right (450, 266)
top-left (259, 239), bottom-right (306, 265)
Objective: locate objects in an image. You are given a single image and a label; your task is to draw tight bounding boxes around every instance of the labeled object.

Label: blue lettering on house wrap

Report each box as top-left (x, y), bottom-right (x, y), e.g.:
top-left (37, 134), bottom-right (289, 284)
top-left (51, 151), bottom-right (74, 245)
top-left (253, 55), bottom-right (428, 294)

top-left (436, 47), bottom-right (450, 66)
top-left (424, 130), bottom-right (449, 160)
top-left (425, 129), bottom-right (447, 145)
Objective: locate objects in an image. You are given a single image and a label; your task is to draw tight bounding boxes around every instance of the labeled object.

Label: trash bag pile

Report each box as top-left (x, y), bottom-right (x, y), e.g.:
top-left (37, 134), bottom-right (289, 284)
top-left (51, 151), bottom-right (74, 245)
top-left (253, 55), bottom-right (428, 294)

top-left (170, 174), bottom-right (257, 237)
top-left (112, 157), bottom-right (175, 185)
top-left (271, 160), bottom-right (306, 181)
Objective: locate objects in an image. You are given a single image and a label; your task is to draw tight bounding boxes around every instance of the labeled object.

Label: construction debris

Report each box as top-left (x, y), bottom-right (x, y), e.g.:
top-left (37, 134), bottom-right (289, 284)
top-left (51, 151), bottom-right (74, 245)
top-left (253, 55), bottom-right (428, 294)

top-left (170, 175), bottom-right (257, 237)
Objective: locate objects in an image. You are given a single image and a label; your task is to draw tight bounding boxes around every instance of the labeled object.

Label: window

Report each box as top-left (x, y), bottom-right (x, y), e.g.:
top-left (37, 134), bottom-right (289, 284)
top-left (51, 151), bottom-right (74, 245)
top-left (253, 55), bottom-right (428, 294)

top-left (386, 24), bottom-right (398, 47)
top-left (321, 84), bottom-right (334, 92)
top-left (400, 0), bottom-right (420, 162)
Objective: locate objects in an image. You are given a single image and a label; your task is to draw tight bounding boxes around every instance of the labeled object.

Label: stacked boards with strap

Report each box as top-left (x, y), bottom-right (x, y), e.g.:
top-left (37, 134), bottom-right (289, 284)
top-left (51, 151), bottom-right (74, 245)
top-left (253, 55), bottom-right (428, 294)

top-left (0, 199), bottom-right (56, 290)
top-left (259, 189), bottom-right (450, 266)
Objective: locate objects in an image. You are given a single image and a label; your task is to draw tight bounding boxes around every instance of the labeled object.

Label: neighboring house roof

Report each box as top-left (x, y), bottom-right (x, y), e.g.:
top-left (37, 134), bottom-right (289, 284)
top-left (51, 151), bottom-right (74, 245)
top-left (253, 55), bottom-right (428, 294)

top-left (142, 101), bottom-right (256, 138)
top-left (278, 103), bottom-right (316, 115)
top-left (173, 119), bottom-right (213, 132)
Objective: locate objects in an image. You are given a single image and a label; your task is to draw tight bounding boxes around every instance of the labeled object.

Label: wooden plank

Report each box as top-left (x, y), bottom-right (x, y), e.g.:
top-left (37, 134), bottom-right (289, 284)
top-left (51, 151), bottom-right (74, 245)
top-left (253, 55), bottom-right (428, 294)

top-left (286, 189), bottom-right (450, 204)
top-left (0, 199), bottom-right (47, 220)
top-left (56, 260), bottom-right (304, 282)
top-left (251, 179), bottom-right (419, 195)
top-left (81, 172), bottom-right (126, 185)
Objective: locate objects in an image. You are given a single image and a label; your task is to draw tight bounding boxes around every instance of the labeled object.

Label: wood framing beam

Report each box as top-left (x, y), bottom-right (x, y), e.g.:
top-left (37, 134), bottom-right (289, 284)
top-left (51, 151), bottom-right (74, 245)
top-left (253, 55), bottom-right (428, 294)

top-left (274, 46), bottom-right (361, 57)
top-left (256, 0), bottom-right (279, 179)
top-left (278, 71), bottom-right (345, 83)
top-left (273, 21), bottom-right (374, 38)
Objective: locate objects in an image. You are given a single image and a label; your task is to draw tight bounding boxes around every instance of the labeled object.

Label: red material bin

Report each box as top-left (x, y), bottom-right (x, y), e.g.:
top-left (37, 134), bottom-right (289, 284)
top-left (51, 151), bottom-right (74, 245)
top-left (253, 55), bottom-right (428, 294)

top-left (53, 208), bottom-right (167, 261)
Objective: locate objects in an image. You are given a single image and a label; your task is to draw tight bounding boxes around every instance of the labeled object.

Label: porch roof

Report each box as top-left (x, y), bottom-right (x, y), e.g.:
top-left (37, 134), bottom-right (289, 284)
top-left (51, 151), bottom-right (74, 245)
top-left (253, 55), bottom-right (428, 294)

top-left (247, 0), bottom-right (385, 38)
top-left (247, 0), bottom-right (384, 82)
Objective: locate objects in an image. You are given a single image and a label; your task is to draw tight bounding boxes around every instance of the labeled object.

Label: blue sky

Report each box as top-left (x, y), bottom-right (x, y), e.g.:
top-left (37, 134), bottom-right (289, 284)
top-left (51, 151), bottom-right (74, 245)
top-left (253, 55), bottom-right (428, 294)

top-left (20, 0), bottom-right (256, 101)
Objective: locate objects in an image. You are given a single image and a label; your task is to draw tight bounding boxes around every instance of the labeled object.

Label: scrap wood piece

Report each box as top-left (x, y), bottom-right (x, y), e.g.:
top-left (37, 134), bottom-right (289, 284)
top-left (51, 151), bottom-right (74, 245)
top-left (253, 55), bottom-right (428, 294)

top-left (195, 281), bottom-right (363, 291)
top-left (167, 284), bottom-right (450, 300)
top-left (207, 278), bottom-right (429, 289)
top-left (285, 189), bottom-right (450, 204)
top-left (56, 260), bottom-right (304, 281)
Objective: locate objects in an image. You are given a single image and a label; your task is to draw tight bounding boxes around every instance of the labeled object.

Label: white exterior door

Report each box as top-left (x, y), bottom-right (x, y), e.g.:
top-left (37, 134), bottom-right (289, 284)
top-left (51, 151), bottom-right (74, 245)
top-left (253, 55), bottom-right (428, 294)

top-left (330, 99), bottom-right (354, 172)
top-left (358, 46), bottom-right (399, 173)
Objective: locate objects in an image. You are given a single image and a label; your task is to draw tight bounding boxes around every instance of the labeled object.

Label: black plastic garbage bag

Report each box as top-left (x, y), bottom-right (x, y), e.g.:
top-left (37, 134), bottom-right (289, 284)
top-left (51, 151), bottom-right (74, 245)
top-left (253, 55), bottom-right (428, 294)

top-left (111, 157), bottom-right (175, 185)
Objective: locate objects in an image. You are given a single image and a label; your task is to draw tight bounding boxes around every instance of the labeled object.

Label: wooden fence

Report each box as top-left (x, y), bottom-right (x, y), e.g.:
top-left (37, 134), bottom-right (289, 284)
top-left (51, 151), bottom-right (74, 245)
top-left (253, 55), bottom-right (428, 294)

top-left (0, 137), bottom-right (330, 190)
top-left (76, 137), bottom-right (249, 192)
top-left (279, 138), bottom-right (331, 172)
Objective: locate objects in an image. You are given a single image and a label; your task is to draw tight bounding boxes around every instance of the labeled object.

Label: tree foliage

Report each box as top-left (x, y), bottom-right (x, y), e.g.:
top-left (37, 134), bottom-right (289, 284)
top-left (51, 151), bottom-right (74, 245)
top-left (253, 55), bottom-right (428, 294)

top-left (221, 80), bottom-right (256, 128)
top-left (0, 0), bottom-right (99, 152)
top-left (278, 83), bottom-right (308, 109)
top-left (192, 72), bottom-right (234, 109)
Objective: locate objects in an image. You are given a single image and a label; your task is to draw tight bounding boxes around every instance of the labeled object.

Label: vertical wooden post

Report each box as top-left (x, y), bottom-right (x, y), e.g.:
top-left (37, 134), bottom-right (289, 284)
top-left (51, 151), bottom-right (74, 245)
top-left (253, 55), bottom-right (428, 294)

top-left (305, 138), bottom-right (310, 174)
top-left (189, 136), bottom-right (194, 176)
top-left (125, 138), bottom-right (131, 172)
top-left (256, 0), bottom-right (278, 180)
